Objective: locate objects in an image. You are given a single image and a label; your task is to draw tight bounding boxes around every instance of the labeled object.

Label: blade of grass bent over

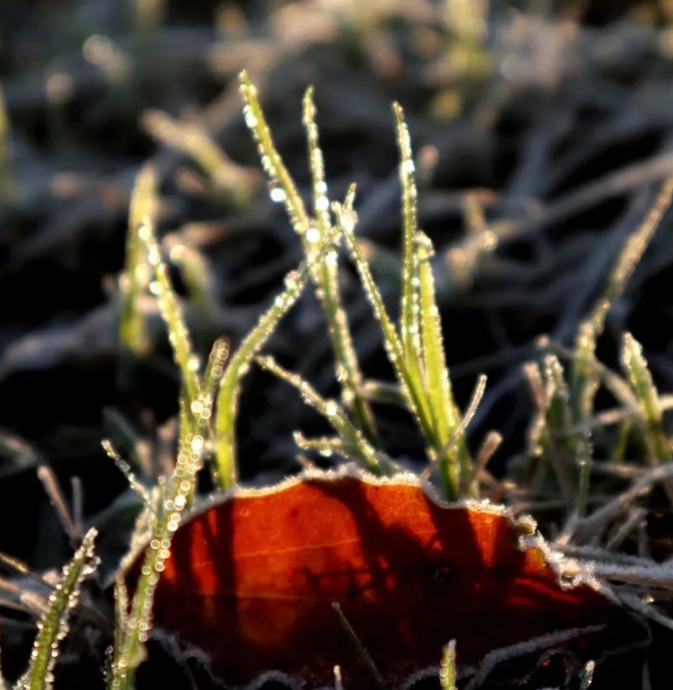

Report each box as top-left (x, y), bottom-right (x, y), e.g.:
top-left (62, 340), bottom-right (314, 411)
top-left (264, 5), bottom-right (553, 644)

top-left (214, 227), bottom-right (343, 489)
top-left (256, 355), bottom-right (385, 475)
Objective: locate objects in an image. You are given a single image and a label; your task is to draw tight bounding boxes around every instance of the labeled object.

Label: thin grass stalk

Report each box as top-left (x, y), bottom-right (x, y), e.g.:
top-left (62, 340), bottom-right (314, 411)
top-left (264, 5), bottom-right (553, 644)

top-left (118, 165), bottom-right (155, 360)
top-left (303, 87), bottom-right (378, 443)
top-left (256, 355), bottom-right (384, 474)
top-left (621, 332), bottom-right (673, 503)
top-left (213, 228), bottom-right (341, 488)
top-left (138, 217), bottom-right (201, 406)
top-left (393, 104), bottom-right (424, 381)
top-left (15, 530), bottom-right (98, 690)
top-left (417, 230), bottom-right (471, 499)
top-left (293, 432), bottom-right (358, 461)
top-left (143, 110), bottom-right (252, 204)
top-left (440, 641), bottom-right (457, 690)
top-left (166, 239), bottom-right (221, 316)
top-left (333, 190), bottom-right (437, 447)
top-left (239, 71), bottom-right (310, 236)
top-left (571, 176), bottom-right (673, 512)
top-left (109, 407), bottom-right (209, 690)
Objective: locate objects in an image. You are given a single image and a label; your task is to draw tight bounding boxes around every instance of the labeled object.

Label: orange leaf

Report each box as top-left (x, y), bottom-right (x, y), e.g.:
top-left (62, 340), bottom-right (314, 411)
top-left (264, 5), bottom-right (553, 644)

top-left (126, 469), bottom-right (622, 688)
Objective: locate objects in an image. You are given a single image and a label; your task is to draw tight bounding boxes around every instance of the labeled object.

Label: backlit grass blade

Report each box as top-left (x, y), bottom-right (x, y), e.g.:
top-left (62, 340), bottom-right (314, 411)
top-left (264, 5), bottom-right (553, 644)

top-left (256, 355), bottom-right (384, 475)
top-left (393, 103), bottom-right (423, 386)
top-left (440, 641), bottom-right (457, 690)
top-left (303, 87), bottom-right (378, 443)
top-left (417, 230), bottom-right (472, 498)
top-left (138, 213), bottom-right (201, 407)
top-left (570, 175), bottom-right (673, 511)
top-left (15, 530), bottom-right (98, 690)
top-left (393, 103), bottom-right (424, 380)
top-left (213, 234), bottom-right (339, 488)
top-left (119, 164), bottom-right (155, 359)
top-left (110, 404), bottom-right (209, 690)
top-left (165, 236), bottom-right (221, 317)
top-left (621, 333), bottom-right (673, 505)
top-left (142, 109), bottom-right (254, 205)
top-left (333, 189), bottom-right (437, 449)
top-left (239, 71), bottom-right (310, 236)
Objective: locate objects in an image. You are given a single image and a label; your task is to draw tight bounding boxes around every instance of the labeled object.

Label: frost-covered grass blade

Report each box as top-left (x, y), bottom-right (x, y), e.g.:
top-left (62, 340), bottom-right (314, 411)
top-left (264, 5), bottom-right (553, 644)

top-left (15, 529), bottom-right (98, 690)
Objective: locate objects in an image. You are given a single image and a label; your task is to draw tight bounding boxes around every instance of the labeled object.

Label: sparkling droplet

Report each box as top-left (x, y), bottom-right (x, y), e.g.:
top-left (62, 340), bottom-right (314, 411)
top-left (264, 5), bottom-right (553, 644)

top-left (270, 187), bottom-right (286, 203)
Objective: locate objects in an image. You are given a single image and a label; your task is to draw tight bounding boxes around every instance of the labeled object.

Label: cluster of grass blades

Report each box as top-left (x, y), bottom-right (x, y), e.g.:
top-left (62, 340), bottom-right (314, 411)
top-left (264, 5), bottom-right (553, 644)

top-left (6, 70), bottom-right (673, 690)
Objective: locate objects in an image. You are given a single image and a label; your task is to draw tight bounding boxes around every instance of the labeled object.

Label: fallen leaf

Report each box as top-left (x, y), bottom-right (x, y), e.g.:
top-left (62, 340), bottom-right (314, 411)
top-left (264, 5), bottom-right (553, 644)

top-left (126, 468), bottom-right (623, 689)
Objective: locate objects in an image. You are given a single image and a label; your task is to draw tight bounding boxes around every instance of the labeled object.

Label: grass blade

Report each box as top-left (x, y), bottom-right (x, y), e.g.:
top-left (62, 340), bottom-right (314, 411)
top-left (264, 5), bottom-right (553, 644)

top-left (621, 332), bottom-right (673, 504)
top-left (333, 190), bottom-right (437, 451)
top-left (256, 355), bottom-right (385, 474)
top-left (417, 230), bottom-right (472, 498)
top-left (110, 410), bottom-right (209, 690)
top-left (239, 71), bottom-right (310, 236)
top-left (138, 212), bottom-right (201, 407)
top-left (393, 104), bottom-right (424, 378)
top-left (303, 87), bottom-right (378, 443)
top-left (118, 164), bottom-right (155, 361)
top-left (213, 246), bottom-right (336, 488)
top-left (15, 530), bottom-right (98, 690)
top-left (570, 175), bottom-right (673, 512)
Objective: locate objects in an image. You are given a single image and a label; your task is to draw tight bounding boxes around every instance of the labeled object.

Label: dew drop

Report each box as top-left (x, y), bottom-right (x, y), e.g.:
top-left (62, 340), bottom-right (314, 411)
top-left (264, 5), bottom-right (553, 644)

top-left (306, 226), bottom-right (321, 243)
top-left (270, 187), bottom-right (286, 203)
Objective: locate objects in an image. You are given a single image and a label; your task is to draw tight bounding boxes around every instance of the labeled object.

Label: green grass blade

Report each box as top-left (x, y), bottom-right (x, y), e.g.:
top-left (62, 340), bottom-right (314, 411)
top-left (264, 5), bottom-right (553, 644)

top-left (119, 164), bottom-right (155, 359)
top-left (15, 530), bottom-right (98, 690)
top-left (164, 236), bottom-right (221, 317)
top-left (333, 189), bottom-right (437, 448)
top-left (393, 104), bottom-right (425, 390)
top-left (110, 413), bottom-right (209, 690)
top-left (417, 230), bottom-right (472, 499)
top-left (571, 175), bottom-right (673, 417)
top-left (239, 71), bottom-right (310, 236)
top-left (213, 256), bottom-right (326, 488)
top-left (303, 87), bottom-right (378, 443)
top-left (202, 337), bottom-right (230, 404)
top-left (112, 577), bottom-right (129, 685)
top-left (138, 213), bottom-right (201, 407)
top-left (622, 332), bottom-right (671, 467)
top-left (256, 355), bottom-right (384, 474)
top-left (142, 109), bottom-right (254, 205)
top-left (570, 176), bottom-right (673, 511)
top-left (293, 432), bottom-right (357, 461)
top-left (440, 641), bottom-right (457, 690)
